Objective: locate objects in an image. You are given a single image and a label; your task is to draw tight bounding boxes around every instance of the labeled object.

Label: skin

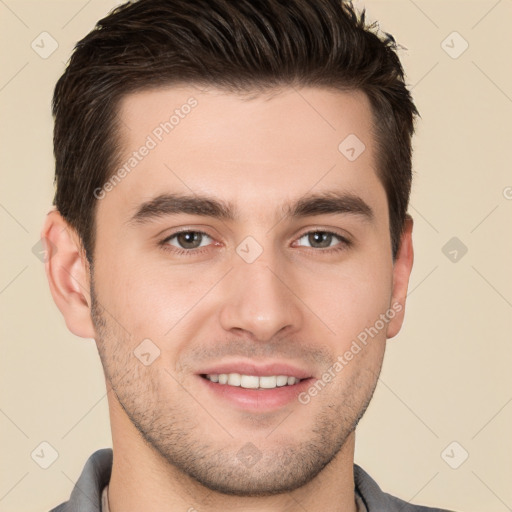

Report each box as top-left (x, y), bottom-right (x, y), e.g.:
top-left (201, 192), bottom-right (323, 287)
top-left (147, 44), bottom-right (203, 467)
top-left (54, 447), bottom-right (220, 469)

top-left (43, 85), bottom-right (414, 512)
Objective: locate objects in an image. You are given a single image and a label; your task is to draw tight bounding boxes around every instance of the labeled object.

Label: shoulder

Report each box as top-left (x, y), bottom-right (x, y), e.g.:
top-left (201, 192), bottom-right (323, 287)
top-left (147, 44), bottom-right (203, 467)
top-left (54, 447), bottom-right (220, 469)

top-left (49, 448), bottom-right (113, 512)
top-left (354, 464), bottom-right (457, 512)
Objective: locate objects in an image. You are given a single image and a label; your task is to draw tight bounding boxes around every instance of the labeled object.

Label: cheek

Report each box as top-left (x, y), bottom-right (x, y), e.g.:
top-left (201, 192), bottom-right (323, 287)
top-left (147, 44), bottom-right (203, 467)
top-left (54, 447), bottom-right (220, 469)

top-left (94, 231), bottom-right (394, 350)
top-left (96, 255), bottom-right (219, 344)
top-left (310, 262), bottom-right (393, 342)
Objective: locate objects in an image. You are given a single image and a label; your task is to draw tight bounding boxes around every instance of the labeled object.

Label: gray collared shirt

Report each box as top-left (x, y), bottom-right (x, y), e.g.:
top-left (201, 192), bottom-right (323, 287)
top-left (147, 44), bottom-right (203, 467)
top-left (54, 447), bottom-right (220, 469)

top-left (50, 449), bottom-right (455, 512)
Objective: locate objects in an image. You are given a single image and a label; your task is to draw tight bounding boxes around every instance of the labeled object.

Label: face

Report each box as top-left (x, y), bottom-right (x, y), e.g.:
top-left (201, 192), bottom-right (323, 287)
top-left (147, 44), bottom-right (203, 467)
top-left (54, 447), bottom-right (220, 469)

top-left (88, 85), bottom-right (409, 495)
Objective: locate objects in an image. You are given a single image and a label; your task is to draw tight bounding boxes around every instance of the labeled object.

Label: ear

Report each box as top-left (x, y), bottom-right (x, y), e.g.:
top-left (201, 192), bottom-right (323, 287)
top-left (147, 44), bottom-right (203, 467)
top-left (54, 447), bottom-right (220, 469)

top-left (41, 209), bottom-right (96, 339)
top-left (386, 215), bottom-right (414, 339)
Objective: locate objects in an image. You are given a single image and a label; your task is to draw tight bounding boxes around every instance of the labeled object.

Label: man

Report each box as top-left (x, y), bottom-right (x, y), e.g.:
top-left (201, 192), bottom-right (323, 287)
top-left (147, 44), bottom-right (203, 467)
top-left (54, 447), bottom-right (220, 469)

top-left (42, 0), bottom-right (453, 510)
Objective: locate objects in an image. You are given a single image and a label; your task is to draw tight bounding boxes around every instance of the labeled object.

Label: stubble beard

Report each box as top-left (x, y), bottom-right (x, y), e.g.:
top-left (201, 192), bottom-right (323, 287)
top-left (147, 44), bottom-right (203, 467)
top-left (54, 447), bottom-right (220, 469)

top-left (90, 283), bottom-right (381, 497)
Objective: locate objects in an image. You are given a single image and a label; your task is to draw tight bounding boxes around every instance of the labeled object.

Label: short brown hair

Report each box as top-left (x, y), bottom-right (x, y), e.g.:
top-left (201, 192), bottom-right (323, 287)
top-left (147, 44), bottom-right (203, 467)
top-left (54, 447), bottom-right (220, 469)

top-left (52, 0), bottom-right (418, 262)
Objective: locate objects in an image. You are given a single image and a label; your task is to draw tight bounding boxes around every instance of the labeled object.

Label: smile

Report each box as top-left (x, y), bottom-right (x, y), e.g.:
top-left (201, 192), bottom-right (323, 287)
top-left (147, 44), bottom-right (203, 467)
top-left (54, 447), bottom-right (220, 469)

top-left (203, 373), bottom-right (301, 389)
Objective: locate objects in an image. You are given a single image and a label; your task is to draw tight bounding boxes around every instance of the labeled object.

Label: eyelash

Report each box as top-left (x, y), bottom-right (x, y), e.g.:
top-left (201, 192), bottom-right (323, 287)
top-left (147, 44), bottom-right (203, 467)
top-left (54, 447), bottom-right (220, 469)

top-left (159, 229), bottom-right (352, 257)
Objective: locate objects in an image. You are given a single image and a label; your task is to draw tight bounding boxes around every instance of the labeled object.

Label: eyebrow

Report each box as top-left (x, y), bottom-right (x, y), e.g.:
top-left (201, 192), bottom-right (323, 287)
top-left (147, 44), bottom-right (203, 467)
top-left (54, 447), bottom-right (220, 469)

top-left (127, 190), bottom-right (374, 226)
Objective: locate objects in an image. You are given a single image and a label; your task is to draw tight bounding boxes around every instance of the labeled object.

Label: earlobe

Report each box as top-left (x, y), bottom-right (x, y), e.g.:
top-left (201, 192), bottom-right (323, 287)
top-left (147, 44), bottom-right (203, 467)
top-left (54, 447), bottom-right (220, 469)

top-left (41, 209), bottom-right (96, 339)
top-left (386, 215), bottom-right (414, 339)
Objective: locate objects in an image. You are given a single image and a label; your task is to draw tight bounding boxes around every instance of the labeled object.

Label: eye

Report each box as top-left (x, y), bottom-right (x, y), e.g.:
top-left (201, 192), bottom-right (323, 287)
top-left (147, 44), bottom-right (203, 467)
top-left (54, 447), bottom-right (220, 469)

top-left (162, 230), bottom-right (213, 252)
top-left (295, 230), bottom-right (351, 252)
top-left (159, 228), bottom-right (351, 257)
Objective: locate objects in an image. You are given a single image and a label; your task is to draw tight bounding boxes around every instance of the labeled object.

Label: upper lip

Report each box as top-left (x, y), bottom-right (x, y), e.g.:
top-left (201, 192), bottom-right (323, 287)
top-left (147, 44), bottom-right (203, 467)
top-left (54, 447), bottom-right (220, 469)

top-left (198, 360), bottom-right (313, 380)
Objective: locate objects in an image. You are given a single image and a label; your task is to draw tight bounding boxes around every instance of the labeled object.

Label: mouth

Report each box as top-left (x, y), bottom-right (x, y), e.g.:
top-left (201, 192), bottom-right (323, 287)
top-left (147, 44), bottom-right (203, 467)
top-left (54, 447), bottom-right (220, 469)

top-left (201, 373), bottom-right (303, 389)
top-left (196, 362), bottom-right (315, 411)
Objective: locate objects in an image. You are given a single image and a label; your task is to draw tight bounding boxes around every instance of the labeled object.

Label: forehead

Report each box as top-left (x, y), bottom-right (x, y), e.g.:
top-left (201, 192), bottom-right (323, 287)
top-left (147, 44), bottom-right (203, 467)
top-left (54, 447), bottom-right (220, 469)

top-left (117, 85), bottom-right (375, 163)
top-left (100, 85), bottom-right (385, 226)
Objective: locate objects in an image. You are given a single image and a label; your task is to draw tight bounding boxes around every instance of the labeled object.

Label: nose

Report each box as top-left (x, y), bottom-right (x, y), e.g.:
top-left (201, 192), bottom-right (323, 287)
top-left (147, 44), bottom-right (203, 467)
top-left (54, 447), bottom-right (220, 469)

top-left (218, 250), bottom-right (304, 342)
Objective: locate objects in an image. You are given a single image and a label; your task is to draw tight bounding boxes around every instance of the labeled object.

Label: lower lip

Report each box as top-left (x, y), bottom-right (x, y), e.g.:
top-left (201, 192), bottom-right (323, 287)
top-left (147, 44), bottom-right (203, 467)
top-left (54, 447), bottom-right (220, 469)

top-left (198, 375), bottom-right (315, 411)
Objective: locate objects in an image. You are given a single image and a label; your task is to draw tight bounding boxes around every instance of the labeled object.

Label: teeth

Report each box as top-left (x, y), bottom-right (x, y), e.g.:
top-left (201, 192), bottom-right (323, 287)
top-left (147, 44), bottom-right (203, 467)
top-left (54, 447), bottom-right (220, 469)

top-left (205, 373), bottom-right (301, 389)
top-left (240, 375), bottom-right (259, 389)
top-left (259, 376), bottom-right (277, 388)
top-left (228, 373), bottom-right (241, 386)
top-left (276, 375), bottom-right (288, 386)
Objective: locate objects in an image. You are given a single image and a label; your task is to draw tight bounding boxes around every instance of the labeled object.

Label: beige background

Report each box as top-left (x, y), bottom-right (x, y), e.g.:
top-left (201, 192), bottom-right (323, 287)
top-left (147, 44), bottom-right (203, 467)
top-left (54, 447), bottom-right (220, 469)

top-left (1, 1), bottom-right (511, 511)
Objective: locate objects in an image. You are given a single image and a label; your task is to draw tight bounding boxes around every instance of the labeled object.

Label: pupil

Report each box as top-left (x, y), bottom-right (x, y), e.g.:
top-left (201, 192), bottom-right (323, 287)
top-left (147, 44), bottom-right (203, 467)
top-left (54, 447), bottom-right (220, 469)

top-left (311, 232), bottom-right (330, 248)
top-left (177, 232), bottom-right (332, 250)
top-left (180, 232), bottom-right (200, 248)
